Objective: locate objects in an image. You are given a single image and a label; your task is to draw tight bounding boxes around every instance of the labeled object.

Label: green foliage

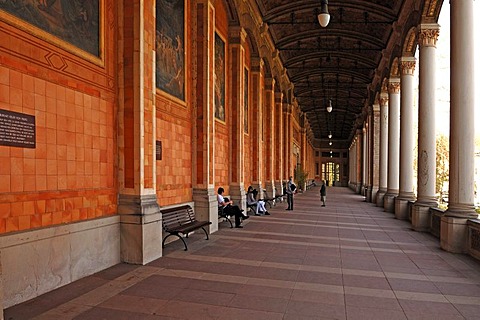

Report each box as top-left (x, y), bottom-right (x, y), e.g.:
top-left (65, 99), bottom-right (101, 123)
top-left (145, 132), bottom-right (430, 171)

top-left (294, 166), bottom-right (309, 191)
top-left (436, 134), bottom-right (449, 196)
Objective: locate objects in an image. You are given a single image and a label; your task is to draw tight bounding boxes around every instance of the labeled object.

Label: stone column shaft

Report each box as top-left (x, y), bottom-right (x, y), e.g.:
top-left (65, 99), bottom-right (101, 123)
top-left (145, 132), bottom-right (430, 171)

top-left (356, 130), bottom-right (363, 193)
top-left (395, 57), bottom-right (416, 219)
top-left (413, 24), bottom-right (440, 231)
top-left (376, 93), bottom-right (389, 207)
top-left (441, 0), bottom-right (476, 253)
top-left (370, 104), bottom-right (380, 202)
top-left (362, 126), bottom-right (367, 194)
top-left (384, 77), bottom-right (400, 212)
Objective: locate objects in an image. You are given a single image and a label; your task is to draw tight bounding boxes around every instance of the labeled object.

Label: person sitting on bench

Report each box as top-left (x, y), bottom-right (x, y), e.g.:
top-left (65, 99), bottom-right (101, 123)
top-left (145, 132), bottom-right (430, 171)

top-left (217, 187), bottom-right (249, 228)
top-left (247, 186), bottom-right (269, 216)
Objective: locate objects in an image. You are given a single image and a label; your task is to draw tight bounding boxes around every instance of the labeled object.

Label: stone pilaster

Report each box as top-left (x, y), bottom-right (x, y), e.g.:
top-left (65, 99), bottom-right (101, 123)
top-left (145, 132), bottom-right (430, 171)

top-left (192, 0), bottom-right (218, 233)
top-left (395, 57), bottom-right (417, 220)
top-left (384, 77), bottom-right (400, 213)
top-left (250, 58), bottom-right (265, 197)
top-left (412, 24), bottom-right (440, 231)
top-left (117, 0), bottom-right (162, 264)
top-left (376, 92), bottom-right (389, 207)
top-left (228, 27), bottom-right (247, 208)
top-left (283, 102), bottom-right (293, 178)
top-left (442, 0), bottom-right (477, 253)
top-left (275, 91), bottom-right (284, 189)
top-left (264, 78), bottom-right (276, 198)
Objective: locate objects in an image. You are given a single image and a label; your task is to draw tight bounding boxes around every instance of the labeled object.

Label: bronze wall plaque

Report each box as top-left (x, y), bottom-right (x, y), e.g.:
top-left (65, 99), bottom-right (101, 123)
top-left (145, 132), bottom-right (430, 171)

top-left (0, 109), bottom-right (36, 148)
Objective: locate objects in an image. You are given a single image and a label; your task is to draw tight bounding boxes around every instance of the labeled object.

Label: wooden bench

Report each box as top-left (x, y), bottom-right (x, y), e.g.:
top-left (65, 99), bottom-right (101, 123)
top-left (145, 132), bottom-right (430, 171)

top-left (161, 205), bottom-right (212, 251)
top-left (218, 206), bottom-right (233, 228)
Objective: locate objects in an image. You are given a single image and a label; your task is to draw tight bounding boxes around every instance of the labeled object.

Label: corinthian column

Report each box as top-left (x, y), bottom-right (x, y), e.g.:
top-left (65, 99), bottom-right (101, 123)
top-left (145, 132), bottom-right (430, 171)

top-left (376, 92), bottom-right (389, 207)
top-left (384, 77), bottom-right (400, 212)
top-left (395, 57), bottom-right (417, 219)
top-left (412, 24), bottom-right (440, 231)
top-left (441, 0), bottom-right (477, 253)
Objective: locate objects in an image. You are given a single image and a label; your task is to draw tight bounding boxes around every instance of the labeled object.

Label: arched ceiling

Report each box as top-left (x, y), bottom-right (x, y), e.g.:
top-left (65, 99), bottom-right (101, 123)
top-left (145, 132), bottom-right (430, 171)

top-left (249, 0), bottom-right (442, 144)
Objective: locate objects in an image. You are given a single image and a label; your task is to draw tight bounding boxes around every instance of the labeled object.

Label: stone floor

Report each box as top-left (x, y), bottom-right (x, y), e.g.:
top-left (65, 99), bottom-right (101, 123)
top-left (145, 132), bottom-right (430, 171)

top-left (5, 187), bottom-right (480, 320)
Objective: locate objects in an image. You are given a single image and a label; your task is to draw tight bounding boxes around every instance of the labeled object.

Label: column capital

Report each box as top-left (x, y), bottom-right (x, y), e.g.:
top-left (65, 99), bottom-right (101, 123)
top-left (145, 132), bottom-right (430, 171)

top-left (251, 57), bottom-right (264, 73)
top-left (400, 57), bottom-right (416, 76)
top-left (372, 103), bottom-right (380, 113)
top-left (229, 26), bottom-right (247, 45)
top-left (388, 77), bottom-right (400, 94)
top-left (418, 24), bottom-right (440, 48)
top-left (275, 92), bottom-right (283, 103)
top-left (379, 92), bottom-right (389, 106)
top-left (265, 77), bottom-right (275, 91)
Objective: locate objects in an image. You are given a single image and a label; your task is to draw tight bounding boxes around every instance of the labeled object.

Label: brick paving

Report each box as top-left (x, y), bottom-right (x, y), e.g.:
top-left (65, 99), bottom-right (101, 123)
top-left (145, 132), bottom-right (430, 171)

top-left (5, 187), bottom-right (480, 320)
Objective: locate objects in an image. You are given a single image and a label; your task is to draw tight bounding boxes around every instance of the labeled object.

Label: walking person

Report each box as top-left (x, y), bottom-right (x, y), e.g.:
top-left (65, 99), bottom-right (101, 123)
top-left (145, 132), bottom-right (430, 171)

top-left (320, 180), bottom-right (326, 207)
top-left (286, 176), bottom-right (296, 210)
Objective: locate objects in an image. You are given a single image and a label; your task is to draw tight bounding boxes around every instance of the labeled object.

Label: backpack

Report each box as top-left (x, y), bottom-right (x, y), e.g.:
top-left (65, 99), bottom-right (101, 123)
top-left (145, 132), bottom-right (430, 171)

top-left (290, 183), bottom-right (296, 191)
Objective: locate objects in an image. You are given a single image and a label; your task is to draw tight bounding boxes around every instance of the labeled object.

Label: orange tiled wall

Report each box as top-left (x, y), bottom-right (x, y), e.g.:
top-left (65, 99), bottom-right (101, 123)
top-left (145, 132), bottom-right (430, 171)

top-left (215, 123), bottom-right (229, 192)
top-left (0, 4), bottom-right (117, 234)
top-left (156, 96), bottom-right (193, 206)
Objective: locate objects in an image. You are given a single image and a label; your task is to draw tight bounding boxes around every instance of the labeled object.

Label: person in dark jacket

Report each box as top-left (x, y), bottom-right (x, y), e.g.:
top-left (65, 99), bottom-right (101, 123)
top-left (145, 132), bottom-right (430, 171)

top-left (320, 180), bottom-right (326, 207)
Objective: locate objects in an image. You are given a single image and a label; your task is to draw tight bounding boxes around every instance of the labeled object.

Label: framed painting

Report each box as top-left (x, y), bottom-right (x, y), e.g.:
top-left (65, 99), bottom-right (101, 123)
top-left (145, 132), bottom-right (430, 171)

top-left (155, 0), bottom-right (185, 101)
top-left (244, 67), bottom-right (248, 133)
top-left (0, 0), bottom-right (101, 61)
top-left (214, 32), bottom-right (226, 122)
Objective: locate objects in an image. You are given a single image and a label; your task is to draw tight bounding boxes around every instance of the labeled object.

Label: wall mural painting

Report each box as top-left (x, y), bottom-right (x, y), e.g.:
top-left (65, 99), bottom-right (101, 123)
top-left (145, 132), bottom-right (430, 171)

top-left (244, 68), bottom-right (248, 133)
top-left (214, 33), bottom-right (226, 121)
top-left (0, 0), bottom-right (100, 57)
top-left (155, 0), bottom-right (184, 101)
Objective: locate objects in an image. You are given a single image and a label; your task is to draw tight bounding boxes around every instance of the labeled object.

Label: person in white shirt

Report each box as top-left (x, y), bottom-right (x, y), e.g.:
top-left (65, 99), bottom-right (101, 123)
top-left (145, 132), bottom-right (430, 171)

top-left (217, 187), bottom-right (249, 228)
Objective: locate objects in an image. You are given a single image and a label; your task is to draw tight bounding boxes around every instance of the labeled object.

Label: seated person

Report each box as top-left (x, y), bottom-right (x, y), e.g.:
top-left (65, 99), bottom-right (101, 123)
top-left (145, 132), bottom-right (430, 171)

top-left (217, 187), bottom-right (249, 228)
top-left (247, 186), bottom-right (269, 216)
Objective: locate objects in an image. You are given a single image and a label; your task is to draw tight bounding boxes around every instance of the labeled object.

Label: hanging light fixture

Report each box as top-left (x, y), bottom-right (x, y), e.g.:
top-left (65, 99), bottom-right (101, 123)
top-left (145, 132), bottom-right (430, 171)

top-left (328, 131), bottom-right (332, 139)
top-left (326, 99), bottom-right (333, 113)
top-left (329, 141), bottom-right (332, 146)
top-left (318, 0), bottom-right (330, 27)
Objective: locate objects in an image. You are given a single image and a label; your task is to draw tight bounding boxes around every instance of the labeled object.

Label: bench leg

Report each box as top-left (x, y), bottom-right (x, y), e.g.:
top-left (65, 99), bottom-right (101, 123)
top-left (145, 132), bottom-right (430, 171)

top-left (220, 216), bottom-right (233, 228)
top-left (162, 233), bottom-right (189, 251)
top-left (201, 227), bottom-right (209, 240)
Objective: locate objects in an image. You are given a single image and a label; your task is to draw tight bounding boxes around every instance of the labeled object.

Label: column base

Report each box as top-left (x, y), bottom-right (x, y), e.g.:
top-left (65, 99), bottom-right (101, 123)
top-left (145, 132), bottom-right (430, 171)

top-left (230, 183), bottom-right (246, 211)
top-left (384, 193), bottom-right (397, 213)
top-left (376, 190), bottom-right (386, 207)
top-left (395, 197), bottom-right (415, 220)
top-left (355, 183), bottom-right (362, 194)
top-left (118, 194), bottom-right (162, 265)
top-left (275, 180), bottom-right (284, 201)
top-left (265, 180), bottom-right (275, 200)
top-left (193, 187), bottom-right (218, 233)
top-left (370, 186), bottom-right (379, 204)
top-left (440, 216), bottom-right (469, 253)
top-left (411, 202), bottom-right (436, 231)
top-left (366, 186), bottom-right (372, 203)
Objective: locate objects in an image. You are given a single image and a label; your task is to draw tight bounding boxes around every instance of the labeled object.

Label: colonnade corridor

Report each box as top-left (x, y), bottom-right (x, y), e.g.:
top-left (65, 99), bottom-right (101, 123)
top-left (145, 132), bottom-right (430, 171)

top-left (6, 187), bottom-right (480, 320)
